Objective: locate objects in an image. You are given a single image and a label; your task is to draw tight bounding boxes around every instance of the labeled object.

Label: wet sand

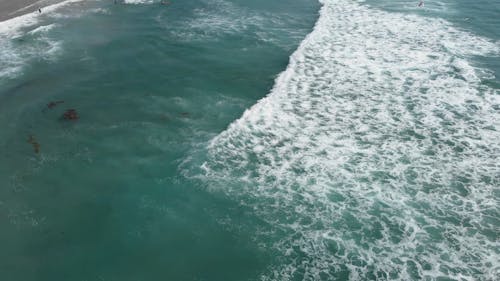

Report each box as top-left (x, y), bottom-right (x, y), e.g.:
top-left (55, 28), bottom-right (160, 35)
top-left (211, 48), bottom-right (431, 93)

top-left (0, 0), bottom-right (64, 22)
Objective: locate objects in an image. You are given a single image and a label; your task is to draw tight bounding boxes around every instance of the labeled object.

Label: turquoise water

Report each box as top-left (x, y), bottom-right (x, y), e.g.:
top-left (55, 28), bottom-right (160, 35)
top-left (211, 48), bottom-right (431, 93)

top-left (0, 0), bottom-right (498, 280)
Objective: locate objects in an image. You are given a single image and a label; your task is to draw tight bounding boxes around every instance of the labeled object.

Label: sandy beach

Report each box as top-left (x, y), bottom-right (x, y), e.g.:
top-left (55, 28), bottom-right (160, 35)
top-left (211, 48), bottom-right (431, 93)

top-left (0, 0), bottom-right (64, 22)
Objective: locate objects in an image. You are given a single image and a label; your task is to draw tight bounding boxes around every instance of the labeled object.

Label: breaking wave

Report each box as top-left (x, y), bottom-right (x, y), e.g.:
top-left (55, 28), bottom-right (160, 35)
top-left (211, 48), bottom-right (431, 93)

top-left (197, 0), bottom-right (500, 280)
top-left (0, 0), bottom-right (94, 81)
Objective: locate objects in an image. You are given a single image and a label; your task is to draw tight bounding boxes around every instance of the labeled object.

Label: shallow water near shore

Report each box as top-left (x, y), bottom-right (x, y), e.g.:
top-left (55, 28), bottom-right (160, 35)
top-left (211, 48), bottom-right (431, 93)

top-left (0, 0), bottom-right (499, 280)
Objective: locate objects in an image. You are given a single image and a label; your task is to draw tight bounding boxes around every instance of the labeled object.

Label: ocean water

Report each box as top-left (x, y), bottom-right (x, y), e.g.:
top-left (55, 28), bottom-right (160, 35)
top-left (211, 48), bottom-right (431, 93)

top-left (0, 0), bottom-right (498, 280)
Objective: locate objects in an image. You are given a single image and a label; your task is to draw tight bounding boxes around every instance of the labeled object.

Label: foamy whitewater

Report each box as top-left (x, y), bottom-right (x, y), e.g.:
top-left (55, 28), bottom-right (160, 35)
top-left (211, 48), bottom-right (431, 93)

top-left (0, 0), bottom-right (89, 78)
top-left (200, 0), bottom-right (500, 280)
top-left (0, 0), bottom-right (499, 280)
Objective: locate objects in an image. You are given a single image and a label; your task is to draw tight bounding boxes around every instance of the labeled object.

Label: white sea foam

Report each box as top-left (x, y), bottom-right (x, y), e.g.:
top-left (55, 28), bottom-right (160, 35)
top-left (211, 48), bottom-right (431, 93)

top-left (196, 0), bottom-right (500, 280)
top-left (0, 22), bottom-right (61, 78)
top-left (366, 0), bottom-right (452, 14)
top-left (123, 0), bottom-right (155, 4)
top-left (168, 0), bottom-right (309, 48)
top-left (167, 0), bottom-right (267, 41)
top-left (0, 0), bottom-right (84, 34)
top-left (0, 0), bottom-right (94, 80)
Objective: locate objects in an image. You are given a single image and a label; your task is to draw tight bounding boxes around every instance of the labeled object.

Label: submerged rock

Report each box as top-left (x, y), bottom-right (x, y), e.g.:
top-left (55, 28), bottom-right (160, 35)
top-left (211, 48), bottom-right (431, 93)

top-left (27, 135), bottom-right (40, 154)
top-left (62, 109), bottom-right (79, 120)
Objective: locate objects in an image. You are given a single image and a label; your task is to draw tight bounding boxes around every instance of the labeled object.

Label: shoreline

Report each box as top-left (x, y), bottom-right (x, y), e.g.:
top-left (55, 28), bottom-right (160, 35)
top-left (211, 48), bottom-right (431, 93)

top-left (0, 0), bottom-right (66, 22)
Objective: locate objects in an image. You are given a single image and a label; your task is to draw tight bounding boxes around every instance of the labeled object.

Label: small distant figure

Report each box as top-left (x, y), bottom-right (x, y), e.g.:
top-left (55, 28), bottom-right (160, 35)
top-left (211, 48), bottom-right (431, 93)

top-left (47, 100), bottom-right (65, 109)
top-left (27, 135), bottom-right (41, 154)
top-left (38, 8), bottom-right (42, 13)
top-left (62, 109), bottom-right (79, 120)
top-left (180, 112), bottom-right (189, 117)
top-left (418, 1), bottom-right (424, 7)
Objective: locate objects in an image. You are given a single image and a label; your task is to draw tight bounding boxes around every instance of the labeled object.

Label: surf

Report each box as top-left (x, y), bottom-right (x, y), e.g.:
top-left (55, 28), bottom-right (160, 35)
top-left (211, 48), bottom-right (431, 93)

top-left (199, 0), bottom-right (500, 279)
